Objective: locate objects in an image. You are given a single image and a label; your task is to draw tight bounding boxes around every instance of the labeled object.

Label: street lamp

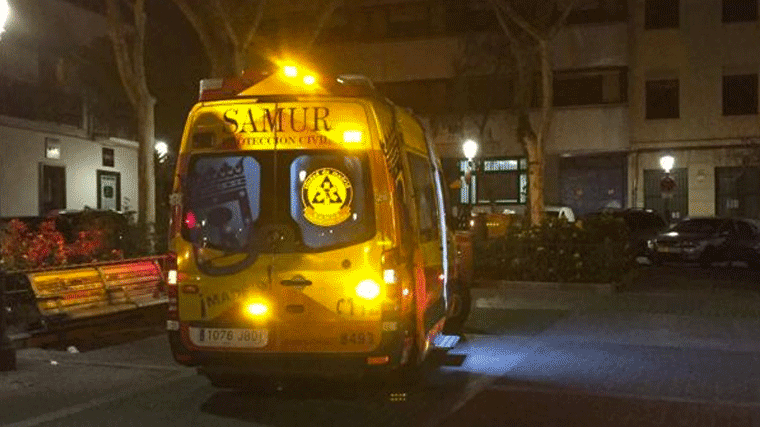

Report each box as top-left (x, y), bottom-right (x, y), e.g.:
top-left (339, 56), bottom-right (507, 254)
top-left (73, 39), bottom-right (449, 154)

top-left (155, 140), bottom-right (169, 163)
top-left (0, 0), bottom-right (13, 371)
top-left (660, 155), bottom-right (676, 224)
top-left (462, 139), bottom-right (478, 207)
top-left (0, 0), bottom-right (9, 38)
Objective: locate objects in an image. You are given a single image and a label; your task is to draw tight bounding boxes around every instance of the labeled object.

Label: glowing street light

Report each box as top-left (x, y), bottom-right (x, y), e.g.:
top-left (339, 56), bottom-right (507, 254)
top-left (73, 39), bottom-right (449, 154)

top-left (0, 0), bottom-right (10, 37)
top-left (462, 139), bottom-right (479, 210)
top-left (462, 139), bottom-right (478, 161)
top-left (155, 140), bottom-right (169, 162)
top-left (659, 154), bottom-right (676, 223)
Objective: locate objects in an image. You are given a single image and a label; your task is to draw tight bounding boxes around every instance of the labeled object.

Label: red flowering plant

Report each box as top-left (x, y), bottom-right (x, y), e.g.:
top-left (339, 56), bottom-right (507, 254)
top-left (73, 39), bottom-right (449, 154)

top-left (1, 219), bottom-right (68, 270)
top-left (1, 216), bottom-right (124, 270)
top-left (67, 229), bottom-right (123, 264)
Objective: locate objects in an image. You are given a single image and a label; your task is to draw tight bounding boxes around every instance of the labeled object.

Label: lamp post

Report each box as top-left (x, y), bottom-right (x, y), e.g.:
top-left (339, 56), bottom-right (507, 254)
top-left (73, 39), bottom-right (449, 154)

top-left (0, 0), bottom-right (14, 372)
top-left (660, 155), bottom-right (675, 224)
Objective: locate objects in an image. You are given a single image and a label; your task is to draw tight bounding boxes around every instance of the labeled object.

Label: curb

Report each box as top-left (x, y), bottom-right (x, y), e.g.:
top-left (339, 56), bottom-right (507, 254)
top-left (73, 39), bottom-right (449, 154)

top-left (474, 280), bottom-right (617, 295)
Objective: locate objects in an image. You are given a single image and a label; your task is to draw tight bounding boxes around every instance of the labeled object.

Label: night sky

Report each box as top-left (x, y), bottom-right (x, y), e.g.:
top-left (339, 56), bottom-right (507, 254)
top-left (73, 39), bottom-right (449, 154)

top-left (144, 0), bottom-right (208, 152)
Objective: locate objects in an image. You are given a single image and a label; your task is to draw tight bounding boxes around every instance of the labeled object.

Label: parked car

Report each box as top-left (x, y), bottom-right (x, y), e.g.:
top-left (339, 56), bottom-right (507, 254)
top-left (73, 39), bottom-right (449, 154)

top-left (647, 217), bottom-right (760, 268)
top-left (543, 206), bottom-right (576, 223)
top-left (583, 208), bottom-right (667, 256)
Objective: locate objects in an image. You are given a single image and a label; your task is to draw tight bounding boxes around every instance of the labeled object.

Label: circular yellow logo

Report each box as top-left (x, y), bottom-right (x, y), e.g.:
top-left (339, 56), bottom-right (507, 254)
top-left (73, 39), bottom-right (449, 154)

top-left (301, 168), bottom-right (353, 227)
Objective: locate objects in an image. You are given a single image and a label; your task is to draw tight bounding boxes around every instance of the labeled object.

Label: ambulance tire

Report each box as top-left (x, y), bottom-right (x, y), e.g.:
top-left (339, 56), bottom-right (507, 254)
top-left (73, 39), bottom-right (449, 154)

top-left (443, 279), bottom-right (471, 335)
top-left (391, 340), bottom-right (421, 388)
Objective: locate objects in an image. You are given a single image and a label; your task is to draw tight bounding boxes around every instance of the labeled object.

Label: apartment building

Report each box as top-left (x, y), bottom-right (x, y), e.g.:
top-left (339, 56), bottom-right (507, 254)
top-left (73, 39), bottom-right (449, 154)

top-left (309, 0), bottom-right (630, 216)
top-left (630, 0), bottom-right (760, 221)
top-left (0, 0), bottom-right (138, 217)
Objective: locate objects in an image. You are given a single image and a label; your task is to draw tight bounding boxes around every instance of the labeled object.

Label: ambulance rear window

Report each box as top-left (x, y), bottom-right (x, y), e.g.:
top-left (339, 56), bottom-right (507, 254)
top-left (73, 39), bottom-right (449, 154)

top-left (183, 151), bottom-right (374, 254)
top-left (289, 153), bottom-right (374, 249)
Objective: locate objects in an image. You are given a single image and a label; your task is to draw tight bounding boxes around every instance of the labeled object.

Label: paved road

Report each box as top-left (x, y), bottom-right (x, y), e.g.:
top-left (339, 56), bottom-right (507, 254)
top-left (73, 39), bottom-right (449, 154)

top-left (4, 267), bottom-right (760, 426)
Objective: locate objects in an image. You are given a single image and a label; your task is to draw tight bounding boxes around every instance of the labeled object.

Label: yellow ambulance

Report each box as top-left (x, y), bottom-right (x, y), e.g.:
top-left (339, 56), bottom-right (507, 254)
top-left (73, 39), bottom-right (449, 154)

top-left (166, 63), bottom-right (470, 387)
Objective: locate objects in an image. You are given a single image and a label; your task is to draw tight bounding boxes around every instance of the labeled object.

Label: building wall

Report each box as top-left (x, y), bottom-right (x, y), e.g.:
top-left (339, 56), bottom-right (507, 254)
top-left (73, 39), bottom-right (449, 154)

top-left (630, 0), bottom-right (760, 143)
top-left (0, 116), bottom-right (138, 217)
top-left (628, 0), bottom-right (760, 217)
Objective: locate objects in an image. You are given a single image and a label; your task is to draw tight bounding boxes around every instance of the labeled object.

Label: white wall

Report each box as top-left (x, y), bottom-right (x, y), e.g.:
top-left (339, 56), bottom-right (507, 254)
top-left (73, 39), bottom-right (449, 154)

top-left (0, 117), bottom-right (138, 217)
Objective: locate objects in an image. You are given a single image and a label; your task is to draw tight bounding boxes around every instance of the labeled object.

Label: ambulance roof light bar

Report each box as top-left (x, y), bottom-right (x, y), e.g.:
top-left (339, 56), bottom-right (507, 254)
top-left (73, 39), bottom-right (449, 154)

top-left (197, 66), bottom-right (379, 102)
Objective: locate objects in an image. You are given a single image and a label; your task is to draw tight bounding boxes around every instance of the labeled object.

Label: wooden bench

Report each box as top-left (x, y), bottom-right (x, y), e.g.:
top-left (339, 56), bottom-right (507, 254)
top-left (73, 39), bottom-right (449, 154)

top-left (25, 257), bottom-right (168, 321)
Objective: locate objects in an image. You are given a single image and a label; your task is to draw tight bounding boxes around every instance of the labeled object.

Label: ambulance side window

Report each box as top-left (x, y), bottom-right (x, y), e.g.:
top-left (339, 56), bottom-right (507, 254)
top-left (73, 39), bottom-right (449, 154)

top-left (408, 153), bottom-right (439, 243)
top-left (395, 180), bottom-right (412, 246)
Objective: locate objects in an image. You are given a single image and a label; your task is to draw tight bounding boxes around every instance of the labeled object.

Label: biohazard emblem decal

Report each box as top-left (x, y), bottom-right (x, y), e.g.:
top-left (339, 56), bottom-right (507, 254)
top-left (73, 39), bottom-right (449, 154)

top-left (302, 168), bottom-right (353, 226)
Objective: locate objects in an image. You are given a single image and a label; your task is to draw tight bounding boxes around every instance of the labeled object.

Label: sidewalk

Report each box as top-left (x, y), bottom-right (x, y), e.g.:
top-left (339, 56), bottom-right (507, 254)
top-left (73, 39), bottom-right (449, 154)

top-left (0, 335), bottom-right (193, 427)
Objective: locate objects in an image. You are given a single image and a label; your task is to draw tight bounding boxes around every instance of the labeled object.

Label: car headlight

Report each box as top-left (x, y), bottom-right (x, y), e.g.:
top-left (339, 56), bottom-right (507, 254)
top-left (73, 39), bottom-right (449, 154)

top-left (647, 240), bottom-right (656, 249)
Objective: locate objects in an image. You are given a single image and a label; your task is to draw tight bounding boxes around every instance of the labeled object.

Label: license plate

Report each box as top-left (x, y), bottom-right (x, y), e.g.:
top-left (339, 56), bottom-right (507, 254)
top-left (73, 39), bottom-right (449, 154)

top-left (658, 246), bottom-right (680, 253)
top-left (188, 327), bottom-right (268, 348)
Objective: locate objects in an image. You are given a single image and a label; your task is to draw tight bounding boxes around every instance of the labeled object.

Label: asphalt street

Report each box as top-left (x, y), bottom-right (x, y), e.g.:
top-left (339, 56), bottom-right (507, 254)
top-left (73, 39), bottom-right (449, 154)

top-left (2, 264), bottom-right (760, 426)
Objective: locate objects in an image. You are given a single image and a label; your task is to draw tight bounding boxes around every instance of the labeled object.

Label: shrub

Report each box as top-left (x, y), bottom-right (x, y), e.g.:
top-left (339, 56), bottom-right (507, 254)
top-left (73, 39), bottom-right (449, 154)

top-left (474, 215), bottom-right (633, 283)
top-left (0, 216), bottom-right (125, 271)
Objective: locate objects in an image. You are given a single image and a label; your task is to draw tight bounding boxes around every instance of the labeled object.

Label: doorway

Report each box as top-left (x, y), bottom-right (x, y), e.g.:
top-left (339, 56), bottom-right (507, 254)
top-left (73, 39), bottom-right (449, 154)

top-left (39, 164), bottom-right (66, 215)
top-left (97, 170), bottom-right (121, 211)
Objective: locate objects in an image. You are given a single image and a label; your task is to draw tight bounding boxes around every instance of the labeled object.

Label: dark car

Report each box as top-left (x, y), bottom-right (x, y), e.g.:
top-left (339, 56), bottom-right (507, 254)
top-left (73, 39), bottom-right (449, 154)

top-left (648, 217), bottom-right (760, 268)
top-left (583, 208), bottom-right (667, 256)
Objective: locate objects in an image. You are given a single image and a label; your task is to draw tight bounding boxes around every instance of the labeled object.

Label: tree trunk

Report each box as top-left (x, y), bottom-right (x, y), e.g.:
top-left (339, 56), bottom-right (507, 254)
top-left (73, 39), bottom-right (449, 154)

top-left (525, 133), bottom-right (544, 226)
top-left (527, 39), bottom-right (552, 226)
top-left (136, 97), bottom-right (156, 252)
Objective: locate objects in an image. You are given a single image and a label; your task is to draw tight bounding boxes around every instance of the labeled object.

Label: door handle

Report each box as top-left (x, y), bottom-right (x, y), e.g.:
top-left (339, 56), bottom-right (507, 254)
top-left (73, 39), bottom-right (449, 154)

top-left (280, 277), bottom-right (312, 286)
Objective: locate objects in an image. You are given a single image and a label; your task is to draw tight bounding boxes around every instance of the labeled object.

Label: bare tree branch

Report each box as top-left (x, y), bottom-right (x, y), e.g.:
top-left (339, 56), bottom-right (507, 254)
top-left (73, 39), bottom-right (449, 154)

top-left (133, 0), bottom-right (148, 97)
top-left (241, 0), bottom-right (268, 57)
top-left (105, 0), bottom-right (137, 106)
top-left (491, 0), bottom-right (543, 41)
top-left (536, 39), bottom-right (553, 143)
top-left (212, 0), bottom-right (240, 49)
top-left (548, 0), bottom-right (578, 39)
top-left (305, 0), bottom-right (343, 51)
top-left (171, 0), bottom-right (221, 74)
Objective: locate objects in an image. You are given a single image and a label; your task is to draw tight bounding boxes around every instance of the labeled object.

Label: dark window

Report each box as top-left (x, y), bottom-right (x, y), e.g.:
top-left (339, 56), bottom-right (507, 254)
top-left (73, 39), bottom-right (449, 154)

top-left (408, 153), bottom-right (439, 242)
top-left (723, 0), bottom-right (758, 22)
top-left (554, 74), bottom-right (605, 106)
top-left (645, 0), bottom-right (679, 29)
top-left (102, 147), bottom-right (115, 167)
top-left (459, 158), bottom-right (527, 205)
top-left (184, 151), bottom-right (375, 257)
top-left (672, 218), bottom-right (725, 234)
top-left (723, 74), bottom-right (758, 115)
top-left (566, 0), bottom-right (628, 24)
top-left (645, 79), bottom-right (679, 119)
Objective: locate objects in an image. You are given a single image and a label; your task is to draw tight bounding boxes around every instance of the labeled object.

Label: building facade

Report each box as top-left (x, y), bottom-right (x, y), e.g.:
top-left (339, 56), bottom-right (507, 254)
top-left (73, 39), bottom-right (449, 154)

top-left (0, 0), bottom-right (138, 218)
top-left (311, 0), bottom-right (760, 221)
top-left (312, 0), bottom-right (631, 216)
top-left (629, 0), bottom-right (760, 221)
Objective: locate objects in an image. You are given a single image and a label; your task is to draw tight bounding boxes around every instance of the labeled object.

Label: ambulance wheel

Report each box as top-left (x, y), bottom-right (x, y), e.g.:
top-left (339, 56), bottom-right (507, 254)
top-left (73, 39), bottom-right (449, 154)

top-left (443, 279), bottom-right (471, 335)
top-left (390, 340), bottom-right (421, 388)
